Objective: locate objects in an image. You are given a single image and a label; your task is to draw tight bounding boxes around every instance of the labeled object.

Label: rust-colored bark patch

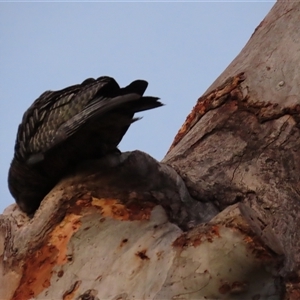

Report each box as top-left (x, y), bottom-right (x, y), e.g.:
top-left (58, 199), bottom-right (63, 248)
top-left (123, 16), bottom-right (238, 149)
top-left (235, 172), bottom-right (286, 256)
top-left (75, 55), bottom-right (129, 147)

top-left (168, 72), bottom-right (246, 152)
top-left (12, 245), bottom-right (58, 300)
top-left (57, 270), bottom-right (64, 278)
top-left (119, 238), bottom-right (128, 247)
top-left (136, 249), bottom-right (150, 260)
top-left (173, 225), bottom-right (222, 248)
top-left (193, 225), bottom-right (221, 246)
top-left (91, 197), bottom-right (155, 221)
top-left (12, 214), bottom-right (82, 300)
top-left (243, 235), bottom-right (273, 261)
top-left (63, 280), bottom-right (81, 300)
top-left (172, 232), bottom-right (189, 248)
top-left (50, 214), bottom-right (82, 265)
top-left (211, 225), bottom-right (220, 238)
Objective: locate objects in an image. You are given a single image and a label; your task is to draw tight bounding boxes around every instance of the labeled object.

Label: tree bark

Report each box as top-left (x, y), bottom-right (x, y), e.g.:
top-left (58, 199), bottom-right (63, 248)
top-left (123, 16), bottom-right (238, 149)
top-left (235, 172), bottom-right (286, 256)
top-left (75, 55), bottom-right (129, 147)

top-left (164, 0), bottom-right (300, 297)
top-left (0, 151), bottom-right (283, 300)
top-left (1, 1), bottom-right (300, 299)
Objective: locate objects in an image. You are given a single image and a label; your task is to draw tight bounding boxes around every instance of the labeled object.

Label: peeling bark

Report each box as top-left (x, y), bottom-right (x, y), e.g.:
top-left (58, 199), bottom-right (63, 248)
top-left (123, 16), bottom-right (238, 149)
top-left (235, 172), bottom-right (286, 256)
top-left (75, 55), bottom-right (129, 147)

top-left (1, 1), bottom-right (300, 299)
top-left (0, 151), bottom-right (284, 300)
top-left (0, 179), bottom-right (283, 300)
top-left (164, 0), bottom-right (300, 297)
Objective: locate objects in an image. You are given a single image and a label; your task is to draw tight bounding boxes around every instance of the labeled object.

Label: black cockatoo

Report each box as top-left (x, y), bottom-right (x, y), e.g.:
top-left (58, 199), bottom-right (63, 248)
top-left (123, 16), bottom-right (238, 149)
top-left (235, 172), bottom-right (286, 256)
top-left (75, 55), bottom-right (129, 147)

top-left (8, 76), bottom-right (162, 215)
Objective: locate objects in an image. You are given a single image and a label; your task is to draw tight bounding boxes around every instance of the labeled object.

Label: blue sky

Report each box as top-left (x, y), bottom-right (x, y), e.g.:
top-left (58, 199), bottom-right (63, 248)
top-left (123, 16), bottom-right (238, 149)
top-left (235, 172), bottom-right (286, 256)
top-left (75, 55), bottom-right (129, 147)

top-left (0, 2), bottom-right (275, 213)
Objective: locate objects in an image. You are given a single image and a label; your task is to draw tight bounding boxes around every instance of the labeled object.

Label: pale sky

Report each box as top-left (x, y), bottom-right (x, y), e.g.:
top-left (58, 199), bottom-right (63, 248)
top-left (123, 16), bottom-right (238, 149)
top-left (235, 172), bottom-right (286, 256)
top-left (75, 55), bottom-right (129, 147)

top-left (0, 2), bottom-right (275, 213)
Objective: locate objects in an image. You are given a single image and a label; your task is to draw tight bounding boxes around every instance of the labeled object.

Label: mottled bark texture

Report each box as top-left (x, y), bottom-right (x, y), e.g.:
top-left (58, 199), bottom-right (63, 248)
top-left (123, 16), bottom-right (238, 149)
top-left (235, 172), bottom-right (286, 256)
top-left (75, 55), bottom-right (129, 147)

top-left (0, 152), bottom-right (282, 300)
top-left (1, 0), bottom-right (300, 299)
top-left (164, 0), bottom-right (300, 297)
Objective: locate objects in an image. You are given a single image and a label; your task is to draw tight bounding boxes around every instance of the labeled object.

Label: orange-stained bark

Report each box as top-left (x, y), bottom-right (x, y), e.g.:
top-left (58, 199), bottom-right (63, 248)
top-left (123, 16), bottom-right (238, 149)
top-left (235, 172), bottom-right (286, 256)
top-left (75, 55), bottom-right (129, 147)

top-left (169, 72), bottom-right (246, 152)
top-left (2, 1), bottom-right (300, 299)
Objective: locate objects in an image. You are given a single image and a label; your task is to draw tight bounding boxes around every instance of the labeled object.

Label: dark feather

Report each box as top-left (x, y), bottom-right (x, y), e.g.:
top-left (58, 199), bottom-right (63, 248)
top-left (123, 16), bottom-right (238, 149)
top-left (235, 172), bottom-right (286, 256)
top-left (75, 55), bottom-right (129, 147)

top-left (8, 76), bottom-right (162, 215)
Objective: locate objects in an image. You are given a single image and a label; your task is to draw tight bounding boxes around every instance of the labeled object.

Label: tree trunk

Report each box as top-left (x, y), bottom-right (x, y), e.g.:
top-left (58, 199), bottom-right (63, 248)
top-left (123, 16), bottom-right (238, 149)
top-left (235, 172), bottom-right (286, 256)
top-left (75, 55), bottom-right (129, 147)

top-left (164, 0), bottom-right (300, 297)
top-left (1, 1), bottom-right (299, 299)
